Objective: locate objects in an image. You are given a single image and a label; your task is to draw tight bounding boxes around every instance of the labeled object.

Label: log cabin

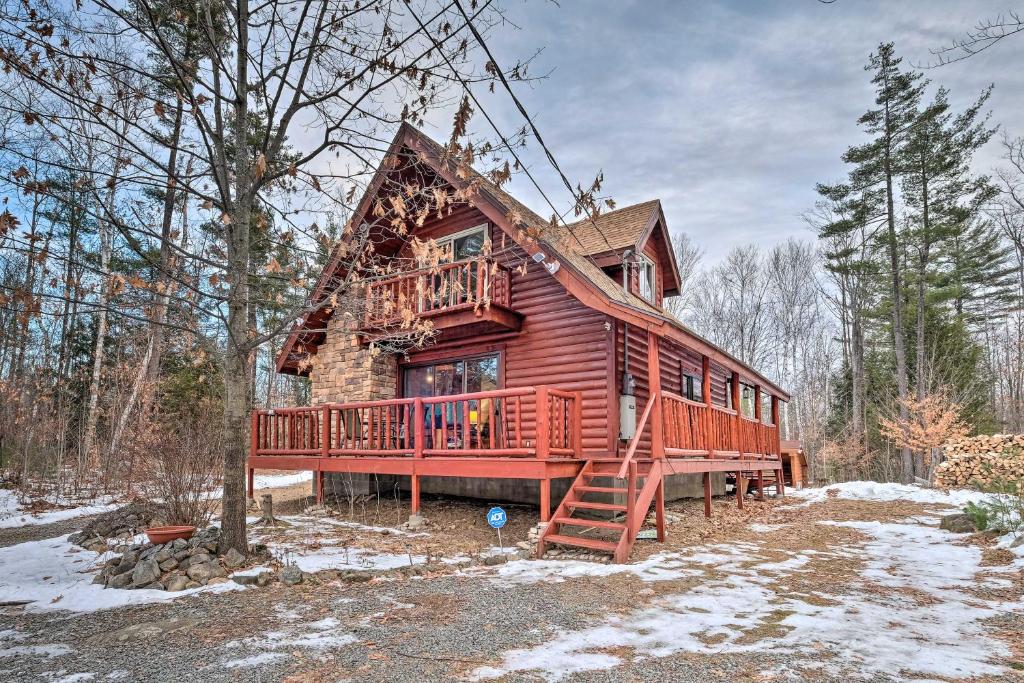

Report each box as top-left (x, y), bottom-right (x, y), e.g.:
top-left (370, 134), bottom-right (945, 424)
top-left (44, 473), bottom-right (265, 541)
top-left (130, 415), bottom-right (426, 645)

top-left (250, 124), bottom-right (788, 562)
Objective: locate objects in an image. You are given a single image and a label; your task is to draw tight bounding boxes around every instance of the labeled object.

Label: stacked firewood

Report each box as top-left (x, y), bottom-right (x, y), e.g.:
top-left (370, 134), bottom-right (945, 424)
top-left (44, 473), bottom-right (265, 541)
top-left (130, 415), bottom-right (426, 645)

top-left (935, 434), bottom-right (1024, 488)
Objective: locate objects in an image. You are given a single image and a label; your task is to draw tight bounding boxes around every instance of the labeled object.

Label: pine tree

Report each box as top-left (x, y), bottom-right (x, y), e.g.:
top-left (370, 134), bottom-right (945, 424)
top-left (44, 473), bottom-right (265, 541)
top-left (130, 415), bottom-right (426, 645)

top-left (831, 43), bottom-right (928, 482)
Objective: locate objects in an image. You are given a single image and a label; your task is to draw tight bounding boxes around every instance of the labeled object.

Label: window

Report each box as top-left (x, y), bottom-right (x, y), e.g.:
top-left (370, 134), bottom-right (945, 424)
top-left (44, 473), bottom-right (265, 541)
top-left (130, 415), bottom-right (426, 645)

top-left (638, 255), bottom-right (656, 303)
top-left (682, 373), bottom-right (702, 402)
top-left (435, 224), bottom-right (488, 263)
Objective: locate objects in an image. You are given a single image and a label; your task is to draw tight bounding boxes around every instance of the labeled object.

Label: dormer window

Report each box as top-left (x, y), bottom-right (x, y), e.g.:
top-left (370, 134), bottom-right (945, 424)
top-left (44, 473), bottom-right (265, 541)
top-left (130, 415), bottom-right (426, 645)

top-left (638, 255), bottom-right (656, 303)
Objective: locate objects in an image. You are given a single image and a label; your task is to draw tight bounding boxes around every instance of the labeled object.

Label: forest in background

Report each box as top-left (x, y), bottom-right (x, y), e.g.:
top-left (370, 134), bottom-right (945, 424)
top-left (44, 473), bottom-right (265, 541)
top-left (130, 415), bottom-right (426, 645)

top-left (671, 44), bottom-right (1024, 485)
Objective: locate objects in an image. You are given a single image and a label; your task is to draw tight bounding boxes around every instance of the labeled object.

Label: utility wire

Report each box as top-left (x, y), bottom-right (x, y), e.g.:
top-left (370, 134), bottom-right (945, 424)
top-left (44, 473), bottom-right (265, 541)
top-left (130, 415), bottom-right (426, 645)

top-left (404, 3), bottom-right (609, 267)
top-left (452, 0), bottom-right (620, 257)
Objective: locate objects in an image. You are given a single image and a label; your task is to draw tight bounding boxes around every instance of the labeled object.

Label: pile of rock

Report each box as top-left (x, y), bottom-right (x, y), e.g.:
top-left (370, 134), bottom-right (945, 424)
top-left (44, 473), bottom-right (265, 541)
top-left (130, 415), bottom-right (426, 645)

top-left (94, 527), bottom-right (250, 592)
top-left (70, 501), bottom-right (166, 552)
top-left (936, 434), bottom-right (1024, 489)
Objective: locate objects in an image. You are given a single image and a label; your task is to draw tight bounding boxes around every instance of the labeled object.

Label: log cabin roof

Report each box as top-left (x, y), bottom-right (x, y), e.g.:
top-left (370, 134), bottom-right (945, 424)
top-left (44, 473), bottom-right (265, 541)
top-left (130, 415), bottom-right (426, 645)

top-left (276, 124), bottom-right (789, 400)
top-left (565, 200), bottom-right (661, 254)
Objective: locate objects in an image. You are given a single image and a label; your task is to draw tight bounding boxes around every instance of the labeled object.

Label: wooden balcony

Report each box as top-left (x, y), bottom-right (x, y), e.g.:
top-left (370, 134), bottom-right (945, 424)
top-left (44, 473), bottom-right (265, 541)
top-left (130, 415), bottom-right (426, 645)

top-left (251, 385), bottom-right (582, 460)
top-left (360, 256), bottom-right (521, 341)
top-left (661, 391), bottom-right (781, 459)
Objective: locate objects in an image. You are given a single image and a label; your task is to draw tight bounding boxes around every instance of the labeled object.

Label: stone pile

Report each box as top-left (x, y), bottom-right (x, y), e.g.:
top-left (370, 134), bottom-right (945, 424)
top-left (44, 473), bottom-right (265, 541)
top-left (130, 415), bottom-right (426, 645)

top-left (936, 434), bottom-right (1024, 489)
top-left (94, 527), bottom-right (253, 592)
top-left (70, 501), bottom-right (166, 552)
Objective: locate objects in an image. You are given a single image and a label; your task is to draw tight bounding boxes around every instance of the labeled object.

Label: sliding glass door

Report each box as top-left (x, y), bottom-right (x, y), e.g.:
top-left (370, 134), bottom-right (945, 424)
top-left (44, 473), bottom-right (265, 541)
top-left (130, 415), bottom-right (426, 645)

top-left (403, 354), bottom-right (499, 449)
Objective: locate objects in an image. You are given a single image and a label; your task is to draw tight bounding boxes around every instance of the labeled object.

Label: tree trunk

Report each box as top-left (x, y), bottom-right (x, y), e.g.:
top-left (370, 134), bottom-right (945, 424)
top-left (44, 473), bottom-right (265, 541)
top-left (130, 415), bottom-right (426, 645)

top-left (881, 76), bottom-right (912, 483)
top-left (81, 195), bottom-right (113, 471)
top-left (851, 307), bottom-right (867, 444)
top-left (219, 0), bottom-right (253, 556)
top-left (914, 166), bottom-right (931, 480)
top-left (146, 97), bottom-right (185, 383)
top-left (108, 98), bottom-right (185, 458)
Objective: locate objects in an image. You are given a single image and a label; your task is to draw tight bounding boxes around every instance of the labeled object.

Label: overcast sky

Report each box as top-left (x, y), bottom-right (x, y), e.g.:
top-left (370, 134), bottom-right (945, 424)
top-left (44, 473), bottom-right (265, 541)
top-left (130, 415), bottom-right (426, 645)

top-left (433, 1), bottom-right (1024, 264)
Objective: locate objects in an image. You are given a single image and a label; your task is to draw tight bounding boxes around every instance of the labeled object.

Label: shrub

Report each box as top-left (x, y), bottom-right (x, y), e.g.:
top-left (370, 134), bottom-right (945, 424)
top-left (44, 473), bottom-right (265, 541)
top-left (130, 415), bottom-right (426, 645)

top-left (133, 401), bottom-right (223, 527)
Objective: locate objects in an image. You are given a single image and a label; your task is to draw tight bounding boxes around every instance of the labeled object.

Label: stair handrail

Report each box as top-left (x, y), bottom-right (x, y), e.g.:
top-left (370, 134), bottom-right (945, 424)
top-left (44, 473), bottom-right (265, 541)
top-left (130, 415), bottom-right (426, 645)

top-left (617, 391), bottom-right (658, 479)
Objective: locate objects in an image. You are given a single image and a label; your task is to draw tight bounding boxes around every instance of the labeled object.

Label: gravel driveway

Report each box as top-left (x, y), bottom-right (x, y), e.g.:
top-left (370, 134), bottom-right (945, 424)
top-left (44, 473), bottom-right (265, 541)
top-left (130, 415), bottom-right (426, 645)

top-left (1, 492), bottom-right (1021, 683)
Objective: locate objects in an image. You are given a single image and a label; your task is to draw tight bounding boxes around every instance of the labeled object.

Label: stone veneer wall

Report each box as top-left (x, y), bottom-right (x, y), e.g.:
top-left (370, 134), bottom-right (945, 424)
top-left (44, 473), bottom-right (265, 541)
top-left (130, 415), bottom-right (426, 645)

top-left (311, 313), bottom-right (398, 498)
top-left (308, 313), bottom-right (398, 405)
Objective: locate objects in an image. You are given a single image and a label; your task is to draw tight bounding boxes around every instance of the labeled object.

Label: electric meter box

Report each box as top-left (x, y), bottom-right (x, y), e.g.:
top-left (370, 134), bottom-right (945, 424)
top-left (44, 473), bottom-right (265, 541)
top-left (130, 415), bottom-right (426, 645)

top-left (619, 394), bottom-right (637, 441)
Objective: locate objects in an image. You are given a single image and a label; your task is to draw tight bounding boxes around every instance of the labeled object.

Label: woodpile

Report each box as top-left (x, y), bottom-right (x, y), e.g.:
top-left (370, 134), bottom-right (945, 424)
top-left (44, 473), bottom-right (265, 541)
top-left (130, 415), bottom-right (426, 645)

top-left (935, 434), bottom-right (1024, 488)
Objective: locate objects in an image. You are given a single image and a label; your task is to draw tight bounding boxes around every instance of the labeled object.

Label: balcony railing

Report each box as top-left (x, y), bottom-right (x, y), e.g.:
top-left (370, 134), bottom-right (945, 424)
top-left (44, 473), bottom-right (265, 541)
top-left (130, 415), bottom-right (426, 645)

top-left (251, 385), bottom-right (582, 459)
top-left (661, 391), bottom-right (780, 458)
top-left (362, 256), bottom-right (512, 329)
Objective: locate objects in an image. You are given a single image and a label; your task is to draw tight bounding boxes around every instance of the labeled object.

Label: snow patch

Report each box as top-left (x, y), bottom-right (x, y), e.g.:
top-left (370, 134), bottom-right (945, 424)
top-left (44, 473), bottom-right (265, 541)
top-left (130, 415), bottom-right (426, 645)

top-left (784, 481), bottom-right (992, 508)
top-left (473, 517), bottom-right (1018, 681)
top-left (221, 615), bottom-right (357, 668)
top-left (0, 535), bottom-right (241, 613)
top-left (0, 490), bottom-right (118, 528)
top-left (222, 652), bottom-right (286, 669)
top-left (253, 471), bottom-right (312, 490)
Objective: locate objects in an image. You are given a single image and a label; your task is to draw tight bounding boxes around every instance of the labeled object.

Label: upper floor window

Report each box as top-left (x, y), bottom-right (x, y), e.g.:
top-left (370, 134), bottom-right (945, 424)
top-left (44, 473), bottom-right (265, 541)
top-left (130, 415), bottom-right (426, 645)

top-left (638, 255), bottom-right (656, 303)
top-left (438, 224), bottom-right (488, 263)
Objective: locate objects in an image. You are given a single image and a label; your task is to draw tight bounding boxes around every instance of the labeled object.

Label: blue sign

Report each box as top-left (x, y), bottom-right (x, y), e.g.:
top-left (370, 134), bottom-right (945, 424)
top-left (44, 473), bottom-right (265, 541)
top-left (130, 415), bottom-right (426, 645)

top-left (487, 507), bottom-right (507, 529)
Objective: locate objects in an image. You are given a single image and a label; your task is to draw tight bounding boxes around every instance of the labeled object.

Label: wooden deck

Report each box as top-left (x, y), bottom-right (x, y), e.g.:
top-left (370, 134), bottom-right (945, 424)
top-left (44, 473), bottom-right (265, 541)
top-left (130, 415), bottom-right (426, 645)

top-left (248, 384), bottom-right (784, 562)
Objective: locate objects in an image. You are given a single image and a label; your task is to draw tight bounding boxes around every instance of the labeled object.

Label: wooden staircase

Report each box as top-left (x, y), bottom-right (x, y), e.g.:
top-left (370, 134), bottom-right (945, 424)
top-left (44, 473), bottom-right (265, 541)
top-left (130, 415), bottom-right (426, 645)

top-left (538, 458), bottom-right (665, 563)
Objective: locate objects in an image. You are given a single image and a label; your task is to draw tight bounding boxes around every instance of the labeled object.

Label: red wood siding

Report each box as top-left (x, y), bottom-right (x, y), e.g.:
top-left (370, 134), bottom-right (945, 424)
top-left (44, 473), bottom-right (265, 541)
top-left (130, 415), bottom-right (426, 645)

top-left (400, 205), bottom-right (612, 456)
top-left (615, 321), bottom-right (652, 456)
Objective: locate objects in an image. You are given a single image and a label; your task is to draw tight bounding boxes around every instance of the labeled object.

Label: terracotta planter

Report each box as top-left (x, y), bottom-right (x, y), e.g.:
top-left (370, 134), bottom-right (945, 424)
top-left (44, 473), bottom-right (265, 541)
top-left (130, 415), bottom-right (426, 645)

top-left (144, 525), bottom-right (196, 545)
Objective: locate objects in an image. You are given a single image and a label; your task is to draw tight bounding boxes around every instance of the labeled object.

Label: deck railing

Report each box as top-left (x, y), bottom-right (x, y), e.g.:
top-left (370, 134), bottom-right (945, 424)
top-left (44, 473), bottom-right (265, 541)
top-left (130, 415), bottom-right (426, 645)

top-left (661, 391), bottom-right (780, 458)
top-left (362, 256), bottom-right (512, 328)
top-left (251, 385), bottom-right (582, 459)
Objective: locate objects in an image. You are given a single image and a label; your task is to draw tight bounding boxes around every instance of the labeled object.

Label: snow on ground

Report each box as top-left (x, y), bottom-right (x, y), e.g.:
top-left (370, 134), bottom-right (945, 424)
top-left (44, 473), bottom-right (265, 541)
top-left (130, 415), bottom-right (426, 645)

top-left (472, 483), bottom-right (1024, 682)
top-left (252, 471), bottom-right (312, 490)
top-left (250, 514), bottom-right (427, 573)
top-left (0, 490), bottom-right (119, 529)
top-left (484, 550), bottom-right (701, 584)
top-left (0, 535), bottom-right (241, 613)
top-left (217, 615), bottom-right (357, 670)
top-left (784, 480), bottom-right (993, 508)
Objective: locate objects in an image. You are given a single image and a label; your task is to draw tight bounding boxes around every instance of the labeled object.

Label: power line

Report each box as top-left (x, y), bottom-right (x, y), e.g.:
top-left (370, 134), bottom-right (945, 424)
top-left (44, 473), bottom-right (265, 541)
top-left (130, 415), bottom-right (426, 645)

top-left (452, 0), bottom-right (619, 257)
top-left (404, 3), bottom-right (611, 266)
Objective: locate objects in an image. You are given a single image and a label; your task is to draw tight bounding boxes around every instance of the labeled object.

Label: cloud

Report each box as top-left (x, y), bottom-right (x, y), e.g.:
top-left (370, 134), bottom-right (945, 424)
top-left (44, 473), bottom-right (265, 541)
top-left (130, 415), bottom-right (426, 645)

top-left (483, 0), bottom-right (1024, 262)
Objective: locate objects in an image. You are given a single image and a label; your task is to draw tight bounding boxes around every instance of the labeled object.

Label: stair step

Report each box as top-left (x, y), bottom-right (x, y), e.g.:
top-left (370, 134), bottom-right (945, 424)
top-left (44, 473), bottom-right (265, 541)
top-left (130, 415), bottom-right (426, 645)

top-left (583, 470), bottom-right (653, 480)
top-left (544, 533), bottom-right (618, 553)
top-left (575, 485), bottom-right (628, 494)
top-left (566, 500), bottom-right (627, 512)
top-left (553, 516), bottom-right (625, 530)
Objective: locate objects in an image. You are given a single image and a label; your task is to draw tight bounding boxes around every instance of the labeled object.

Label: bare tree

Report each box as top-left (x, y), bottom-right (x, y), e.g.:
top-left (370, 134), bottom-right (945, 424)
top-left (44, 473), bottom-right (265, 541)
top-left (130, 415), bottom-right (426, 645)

top-left (1, 0), bottom-right (538, 552)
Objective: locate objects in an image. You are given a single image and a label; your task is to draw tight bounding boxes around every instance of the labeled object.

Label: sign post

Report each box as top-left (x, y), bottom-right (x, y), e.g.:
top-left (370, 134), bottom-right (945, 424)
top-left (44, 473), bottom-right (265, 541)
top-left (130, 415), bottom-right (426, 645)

top-left (487, 506), bottom-right (507, 552)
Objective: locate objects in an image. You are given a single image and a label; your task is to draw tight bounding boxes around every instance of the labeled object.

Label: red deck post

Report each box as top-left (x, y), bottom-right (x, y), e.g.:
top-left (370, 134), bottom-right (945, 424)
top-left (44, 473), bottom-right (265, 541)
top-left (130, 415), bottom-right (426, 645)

top-left (250, 410), bottom-right (259, 456)
top-left (321, 405), bottom-right (330, 457)
top-left (625, 460), bottom-right (637, 535)
top-left (412, 397), bottom-right (424, 515)
top-left (647, 331), bottom-right (664, 459)
top-left (572, 391), bottom-right (583, 458)
top-left (655, 474), bottom-right (666, 542)
top-left (701, 355), bottom-right (712, 460)
top-left (248, 411), bottom-right (258, 501)
top-left (540, 478), bottom-right (551, 522)
top-left (731, 371), bottom-right (743, 509)
top-left (703, 472), bottom-right (712, 517)
top-left (535, 386), bottom-right (550, 459)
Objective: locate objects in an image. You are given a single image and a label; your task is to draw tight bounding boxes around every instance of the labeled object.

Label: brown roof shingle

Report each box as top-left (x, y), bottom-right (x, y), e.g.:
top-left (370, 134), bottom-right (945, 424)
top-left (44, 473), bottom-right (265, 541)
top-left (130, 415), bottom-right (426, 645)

top-left (563, 200), bottom-right (660, 255)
